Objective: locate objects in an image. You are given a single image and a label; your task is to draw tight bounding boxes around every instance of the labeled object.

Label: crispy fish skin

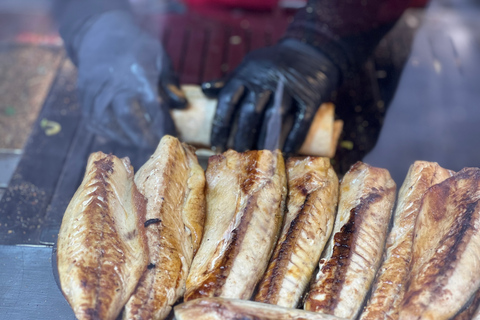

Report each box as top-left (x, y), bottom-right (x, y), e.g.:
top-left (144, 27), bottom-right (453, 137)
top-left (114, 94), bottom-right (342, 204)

top-left (184, 150), bottom-right (287, 301)
top-left (255, 156), bottom-right (339, 308)
top-left (174, 297), bottom-right (348, 320)
top-left (304, 162), bottom-right (396, 319)
top-left (360, 161), bottom-right (453, 320)
top-left (123, 136), bottom-right (206, 320)
top-left (57, 152), bottom-right (148, 320)
top-left (398, 168), bottom-right (480, 320)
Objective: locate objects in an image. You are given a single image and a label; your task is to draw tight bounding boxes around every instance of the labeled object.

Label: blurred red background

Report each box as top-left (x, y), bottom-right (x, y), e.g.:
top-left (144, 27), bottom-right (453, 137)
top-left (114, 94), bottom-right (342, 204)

top-left (183, 0), bottom-right (428, 11)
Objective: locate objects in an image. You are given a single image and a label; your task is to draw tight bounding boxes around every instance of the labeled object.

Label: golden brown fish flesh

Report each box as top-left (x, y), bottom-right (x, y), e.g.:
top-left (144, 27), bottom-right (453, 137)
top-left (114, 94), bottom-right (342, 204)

top-left (184, 150), bottom-right (287, 301)
top-left (399, 168), bottom-right (480, 320)
top-left (304, 162), bottom-right (396, 319)
top-left (360, 161), bottom-right (453, 320)
top-left (57, 152), bottom-right (148, 320)
top-left (255, 156), bottom-right (339, 308)
top-left (174, 297), bottom-right (348, 320)
top-left (123, 136), bottom-right (206, 320)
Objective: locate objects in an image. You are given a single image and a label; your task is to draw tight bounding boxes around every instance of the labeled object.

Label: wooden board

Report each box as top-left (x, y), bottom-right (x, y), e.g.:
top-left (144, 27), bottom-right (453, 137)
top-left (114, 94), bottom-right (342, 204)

top-left (173, 85), bottom-right (343, 157)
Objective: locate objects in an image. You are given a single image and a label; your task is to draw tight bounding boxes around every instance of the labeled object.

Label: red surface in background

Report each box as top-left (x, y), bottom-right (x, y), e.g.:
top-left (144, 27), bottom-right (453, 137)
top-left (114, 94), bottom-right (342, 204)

top-left (409, 0), bottom-right (428, 7)
top-left (184, 0), bottom-right (279, 10)
top-left (184, 0), bottom-right (428, 10)
top-left (185, 0), bottom-right (278, 10)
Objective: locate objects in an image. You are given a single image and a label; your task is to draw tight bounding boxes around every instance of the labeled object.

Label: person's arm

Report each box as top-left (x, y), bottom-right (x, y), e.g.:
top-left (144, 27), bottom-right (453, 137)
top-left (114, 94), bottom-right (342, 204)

top-left (52, 0), bottom-right (186, 148)
top-left (285, 0), bottom-right (410, 79)
top-left (205, 0), bottom-right (411, 153)
top-left (53, 0), bottom-right (130, 65)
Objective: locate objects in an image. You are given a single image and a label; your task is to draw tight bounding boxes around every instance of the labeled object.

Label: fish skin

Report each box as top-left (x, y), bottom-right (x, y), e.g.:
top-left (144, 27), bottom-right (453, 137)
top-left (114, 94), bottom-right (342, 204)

top-left (398, 168), bottom-right (480, 320)
top-left (184, 149), bottom-right (287, 301)
top-left (57, 152), bottom-right (148, 320)
top-left (255, 156), bottom-right (339, 308)
top-left (360, 161), bottom-right (453, 320)
top-left (174, 297), bottom-right (349, 320)
top-left (123, 136), bottom-right (206, 320)
top-left (304, 162), bottom-right (396, 319)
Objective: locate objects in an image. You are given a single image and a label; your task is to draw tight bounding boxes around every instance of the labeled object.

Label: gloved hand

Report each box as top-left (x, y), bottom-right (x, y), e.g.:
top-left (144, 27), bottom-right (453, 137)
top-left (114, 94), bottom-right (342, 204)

top-left (76, 11), bottom-right (186, 148)
top-left (202, 39), bottom-right (340, 153)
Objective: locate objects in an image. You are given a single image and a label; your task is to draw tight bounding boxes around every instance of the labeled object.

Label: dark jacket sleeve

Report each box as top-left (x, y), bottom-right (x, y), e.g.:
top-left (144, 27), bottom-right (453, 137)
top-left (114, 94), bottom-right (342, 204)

top-left (284, 0), bottom-right (411, 79)
top-left (52, 0), bottom-right (131, 65)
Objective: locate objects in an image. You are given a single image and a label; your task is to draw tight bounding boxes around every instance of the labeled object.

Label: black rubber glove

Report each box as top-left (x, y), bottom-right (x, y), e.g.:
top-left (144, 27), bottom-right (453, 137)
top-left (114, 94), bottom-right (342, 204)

top-left (202, 39), bottom-right (339, 153)
top-left (75, 11), bottom-right (186, 148)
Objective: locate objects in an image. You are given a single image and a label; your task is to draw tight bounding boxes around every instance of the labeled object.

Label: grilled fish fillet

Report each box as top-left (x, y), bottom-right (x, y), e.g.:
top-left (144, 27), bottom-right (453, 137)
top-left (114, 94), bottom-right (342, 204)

top-left (184, 150), bottom-right (287, 301)
top-left (123, 136), bottom-right (205, 320)
top-left (175, 297), bottom-right (348, 320)
top-left (57, 152), bottom-right (148, 320)
top-left (304, 162), bottom-right (396, 319)
top-left (255, 156), bottom-right (339, 308)
top-left (360, 161), bottom-right (453, 320)
top-left (399, 167), bottom-right (480, 320)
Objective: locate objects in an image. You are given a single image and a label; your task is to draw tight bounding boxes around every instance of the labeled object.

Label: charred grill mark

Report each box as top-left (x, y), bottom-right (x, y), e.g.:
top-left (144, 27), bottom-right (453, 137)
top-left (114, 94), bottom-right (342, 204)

top-left (349, 161), bottom-right (365, 172)
top-left (257, 195), bottom-right (311, 304)
top-left (93, 156), bottom-right (114, 176)
top-left (307, 193), bottom-right (382, 313)
top-left (186, 194), bottom-right (260, 301)
top-left (126, 269), bottom-right (155, 318)
top-left (291, 169), bottom-right (323, 198)
top-left (125, 229), bottom-right (137, 241)
top-left (85, 307), bottom-right (100, 320)
top-left (208, 154), bottom-right (226, 166)
top-left (144, 218), bottom-right (162, 227)
top-left (126, 140), bottom-right (190, 318)
top-left (211, 301), bottom-right (260, 320)
top-left (314, 208), bottom-right (357, 312)
top-left (80, 156), bottom-right (130, 318)
top-left (59, 153), bottom-right (148, 320)
top-left (83, 160), bottom-right (112, 318)
top-left (403, 200), bottom-right (479, 307)
top-left (452, 288), bottom-right (480, 320)
top-left (215, 302), bottom-right (263, 320)
top-left (241, 151), bottom-right (261, 193)
top-left (188, 150), bottom-right (285, 304)
top-left (188, 153), bottom-right (269, 301)
top-left (456, 167), bottom-right (480, 181)
top-left (426, 183), bottom-right (452, 223)
top-left (296, 176), bottom-right (311, 196)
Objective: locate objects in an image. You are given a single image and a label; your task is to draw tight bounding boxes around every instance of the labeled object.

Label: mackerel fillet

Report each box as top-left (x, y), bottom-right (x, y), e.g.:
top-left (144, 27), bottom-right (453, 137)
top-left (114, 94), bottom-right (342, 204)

top-left (399, 168), bottom-right (480, 320)
top-left (304, 162), bottom-right (396, 319)
top-left (255, 156), bottom-right (339, 308)
top-left (57, 152), bottom-right (148, 320)
top-left (175, 298), bottom-right (348, 320)
top-left (360, 161), bottom-right (453, 320)
top-left (185, 150), bottom-right (287, 301)
top-left (124, 136), bottom-right (205, 320)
